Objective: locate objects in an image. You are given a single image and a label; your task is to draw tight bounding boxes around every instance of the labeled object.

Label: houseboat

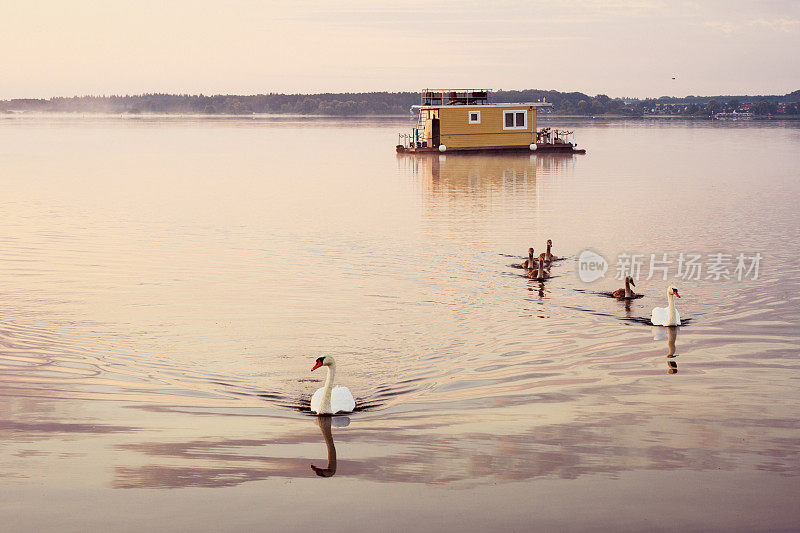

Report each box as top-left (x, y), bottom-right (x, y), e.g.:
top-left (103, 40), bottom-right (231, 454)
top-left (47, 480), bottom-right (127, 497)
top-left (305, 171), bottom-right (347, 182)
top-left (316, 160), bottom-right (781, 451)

top-left (397, 89), bottom-right (585, 154)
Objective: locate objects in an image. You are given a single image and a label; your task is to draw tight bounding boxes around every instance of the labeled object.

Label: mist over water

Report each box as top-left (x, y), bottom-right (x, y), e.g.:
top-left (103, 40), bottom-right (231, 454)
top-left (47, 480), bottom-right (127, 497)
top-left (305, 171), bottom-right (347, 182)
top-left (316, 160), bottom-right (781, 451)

top-left (0, 115), bottom-right (798, 531)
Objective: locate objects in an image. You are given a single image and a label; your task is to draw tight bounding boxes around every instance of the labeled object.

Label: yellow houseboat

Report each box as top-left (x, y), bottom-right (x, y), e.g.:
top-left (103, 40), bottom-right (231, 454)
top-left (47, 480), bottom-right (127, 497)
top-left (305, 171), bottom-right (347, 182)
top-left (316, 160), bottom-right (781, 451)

top-left (396, 89), bottom-right (585, 154)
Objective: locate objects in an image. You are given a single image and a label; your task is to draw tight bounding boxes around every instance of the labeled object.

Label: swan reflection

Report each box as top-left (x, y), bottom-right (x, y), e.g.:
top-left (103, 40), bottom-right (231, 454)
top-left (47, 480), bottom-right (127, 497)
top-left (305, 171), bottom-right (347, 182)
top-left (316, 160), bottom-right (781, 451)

top-left (623, 297), bottom-right (633, 316)
top-left (653, 326), bottom-right (679, 374)
top-left (527, 279), bottom-right (546, 298)
top-left (310, 415), bottom-right (349, 478)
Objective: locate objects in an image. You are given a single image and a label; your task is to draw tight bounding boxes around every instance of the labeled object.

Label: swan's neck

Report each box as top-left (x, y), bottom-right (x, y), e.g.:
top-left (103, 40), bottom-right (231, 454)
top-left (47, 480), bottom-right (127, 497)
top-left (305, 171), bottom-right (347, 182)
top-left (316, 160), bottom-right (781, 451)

top-left (546, 243), bottom-right (551, 258)
top-left (321, 363), bottom-right (336, 411)
top-left (625, 278), bottom-right (632, 298)
top-left (667, 293), bottom-right (677, 324)
top-left (528, 250), bottom-right (534, 263)
top-left (537, 260), bottom-right (544, 278)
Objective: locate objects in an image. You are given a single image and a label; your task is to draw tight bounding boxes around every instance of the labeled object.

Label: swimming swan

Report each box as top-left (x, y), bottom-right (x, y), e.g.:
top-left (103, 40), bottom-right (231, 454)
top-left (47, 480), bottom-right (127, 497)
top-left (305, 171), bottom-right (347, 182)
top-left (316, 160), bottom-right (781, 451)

top-left (651, 286), bottom-right (681, 326)
top-left (521, 248), bottom-right (536, 269)
top-left (311, 355), bottom-right (355, 415)
top-left (538, 239), bottom-right (559, 263)
top-left (612, 276), bottom-right (636, 299)
top-left (528, 259), bottom-right (550, 280)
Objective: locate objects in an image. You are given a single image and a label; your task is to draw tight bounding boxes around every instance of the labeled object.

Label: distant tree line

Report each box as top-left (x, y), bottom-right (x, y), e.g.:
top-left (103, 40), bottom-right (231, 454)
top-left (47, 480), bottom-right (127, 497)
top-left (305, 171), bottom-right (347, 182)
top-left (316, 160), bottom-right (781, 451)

top-left (2, 89), bottom-right (798, 116)
top-left (0, 92), bottom-right (418, 115)
top-left (647, 95), bottom-right (799, 116)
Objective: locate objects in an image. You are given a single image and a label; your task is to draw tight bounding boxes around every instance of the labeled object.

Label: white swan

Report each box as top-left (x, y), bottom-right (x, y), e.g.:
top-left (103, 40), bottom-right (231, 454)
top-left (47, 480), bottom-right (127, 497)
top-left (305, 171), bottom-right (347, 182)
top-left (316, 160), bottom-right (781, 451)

top-left (310, 355), bottom-right (355, 415)
top-left (651, 286), bottom-right (681, 326)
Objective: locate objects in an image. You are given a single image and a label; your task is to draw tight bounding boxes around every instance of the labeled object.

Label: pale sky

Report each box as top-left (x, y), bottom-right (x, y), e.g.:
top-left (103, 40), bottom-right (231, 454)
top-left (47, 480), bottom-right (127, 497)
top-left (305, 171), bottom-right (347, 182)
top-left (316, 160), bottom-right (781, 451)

top-left (2, 0), bottom-right (798, 99)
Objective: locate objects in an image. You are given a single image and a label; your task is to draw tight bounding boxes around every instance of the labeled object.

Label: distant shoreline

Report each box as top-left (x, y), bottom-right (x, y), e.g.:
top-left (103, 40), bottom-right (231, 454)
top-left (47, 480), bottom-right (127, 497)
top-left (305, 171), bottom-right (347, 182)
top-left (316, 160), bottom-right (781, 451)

top-left (3, 89), bottom-right (797, 118)
top-left (2, 111), bottom-right (798, 121)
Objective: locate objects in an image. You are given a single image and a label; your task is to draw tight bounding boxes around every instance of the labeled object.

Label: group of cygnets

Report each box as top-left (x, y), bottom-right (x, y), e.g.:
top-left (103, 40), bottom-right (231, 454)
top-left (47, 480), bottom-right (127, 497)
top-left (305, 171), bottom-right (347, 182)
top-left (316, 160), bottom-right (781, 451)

top-left (520, 240), bottom-right (682, 327)
top-left (521, 239), bottom-right (559, 280)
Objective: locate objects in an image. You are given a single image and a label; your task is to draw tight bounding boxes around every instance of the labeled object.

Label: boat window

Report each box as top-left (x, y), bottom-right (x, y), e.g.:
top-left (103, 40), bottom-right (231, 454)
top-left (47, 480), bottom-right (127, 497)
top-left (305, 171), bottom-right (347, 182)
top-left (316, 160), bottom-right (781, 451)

top-left (469, 111), bottom-right (481, 124)
top-left (503, 110), bottom-right (527, 130)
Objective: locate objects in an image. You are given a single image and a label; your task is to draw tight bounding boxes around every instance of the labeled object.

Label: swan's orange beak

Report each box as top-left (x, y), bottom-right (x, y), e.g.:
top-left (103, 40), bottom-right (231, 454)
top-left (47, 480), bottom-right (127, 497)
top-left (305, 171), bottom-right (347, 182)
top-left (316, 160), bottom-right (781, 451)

top-left (311, 361), bottom-right (323, 371)
top-left (673, 290), bottom-right (681, 298)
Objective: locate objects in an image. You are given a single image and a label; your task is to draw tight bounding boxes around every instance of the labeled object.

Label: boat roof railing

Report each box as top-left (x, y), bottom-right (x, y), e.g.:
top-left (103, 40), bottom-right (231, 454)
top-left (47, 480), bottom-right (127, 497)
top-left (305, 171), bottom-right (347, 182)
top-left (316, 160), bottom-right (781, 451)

top-left (421, 89), bottom-right (493, 106)
top-left (416, 88), bottom-right (553, 109)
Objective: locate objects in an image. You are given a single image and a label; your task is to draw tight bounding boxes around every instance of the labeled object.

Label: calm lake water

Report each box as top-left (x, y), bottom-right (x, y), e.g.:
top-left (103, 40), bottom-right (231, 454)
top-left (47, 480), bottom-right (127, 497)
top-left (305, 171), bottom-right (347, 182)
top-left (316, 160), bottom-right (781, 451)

top-left (0, 115), bottom-right (798, 531)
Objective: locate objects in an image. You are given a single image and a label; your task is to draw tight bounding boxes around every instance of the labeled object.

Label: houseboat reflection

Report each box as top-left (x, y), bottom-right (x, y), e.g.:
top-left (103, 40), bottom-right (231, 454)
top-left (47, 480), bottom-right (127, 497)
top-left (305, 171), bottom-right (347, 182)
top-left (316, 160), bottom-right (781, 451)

top-left (398, 152), bottom-right (575, 195)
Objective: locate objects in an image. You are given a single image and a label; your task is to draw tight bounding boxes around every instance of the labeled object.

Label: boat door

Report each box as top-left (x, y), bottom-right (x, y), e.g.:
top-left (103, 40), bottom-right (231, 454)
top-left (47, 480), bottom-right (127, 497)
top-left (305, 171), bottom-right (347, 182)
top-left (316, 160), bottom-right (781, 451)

top-left (431, 118), bottom-right (440, 147)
